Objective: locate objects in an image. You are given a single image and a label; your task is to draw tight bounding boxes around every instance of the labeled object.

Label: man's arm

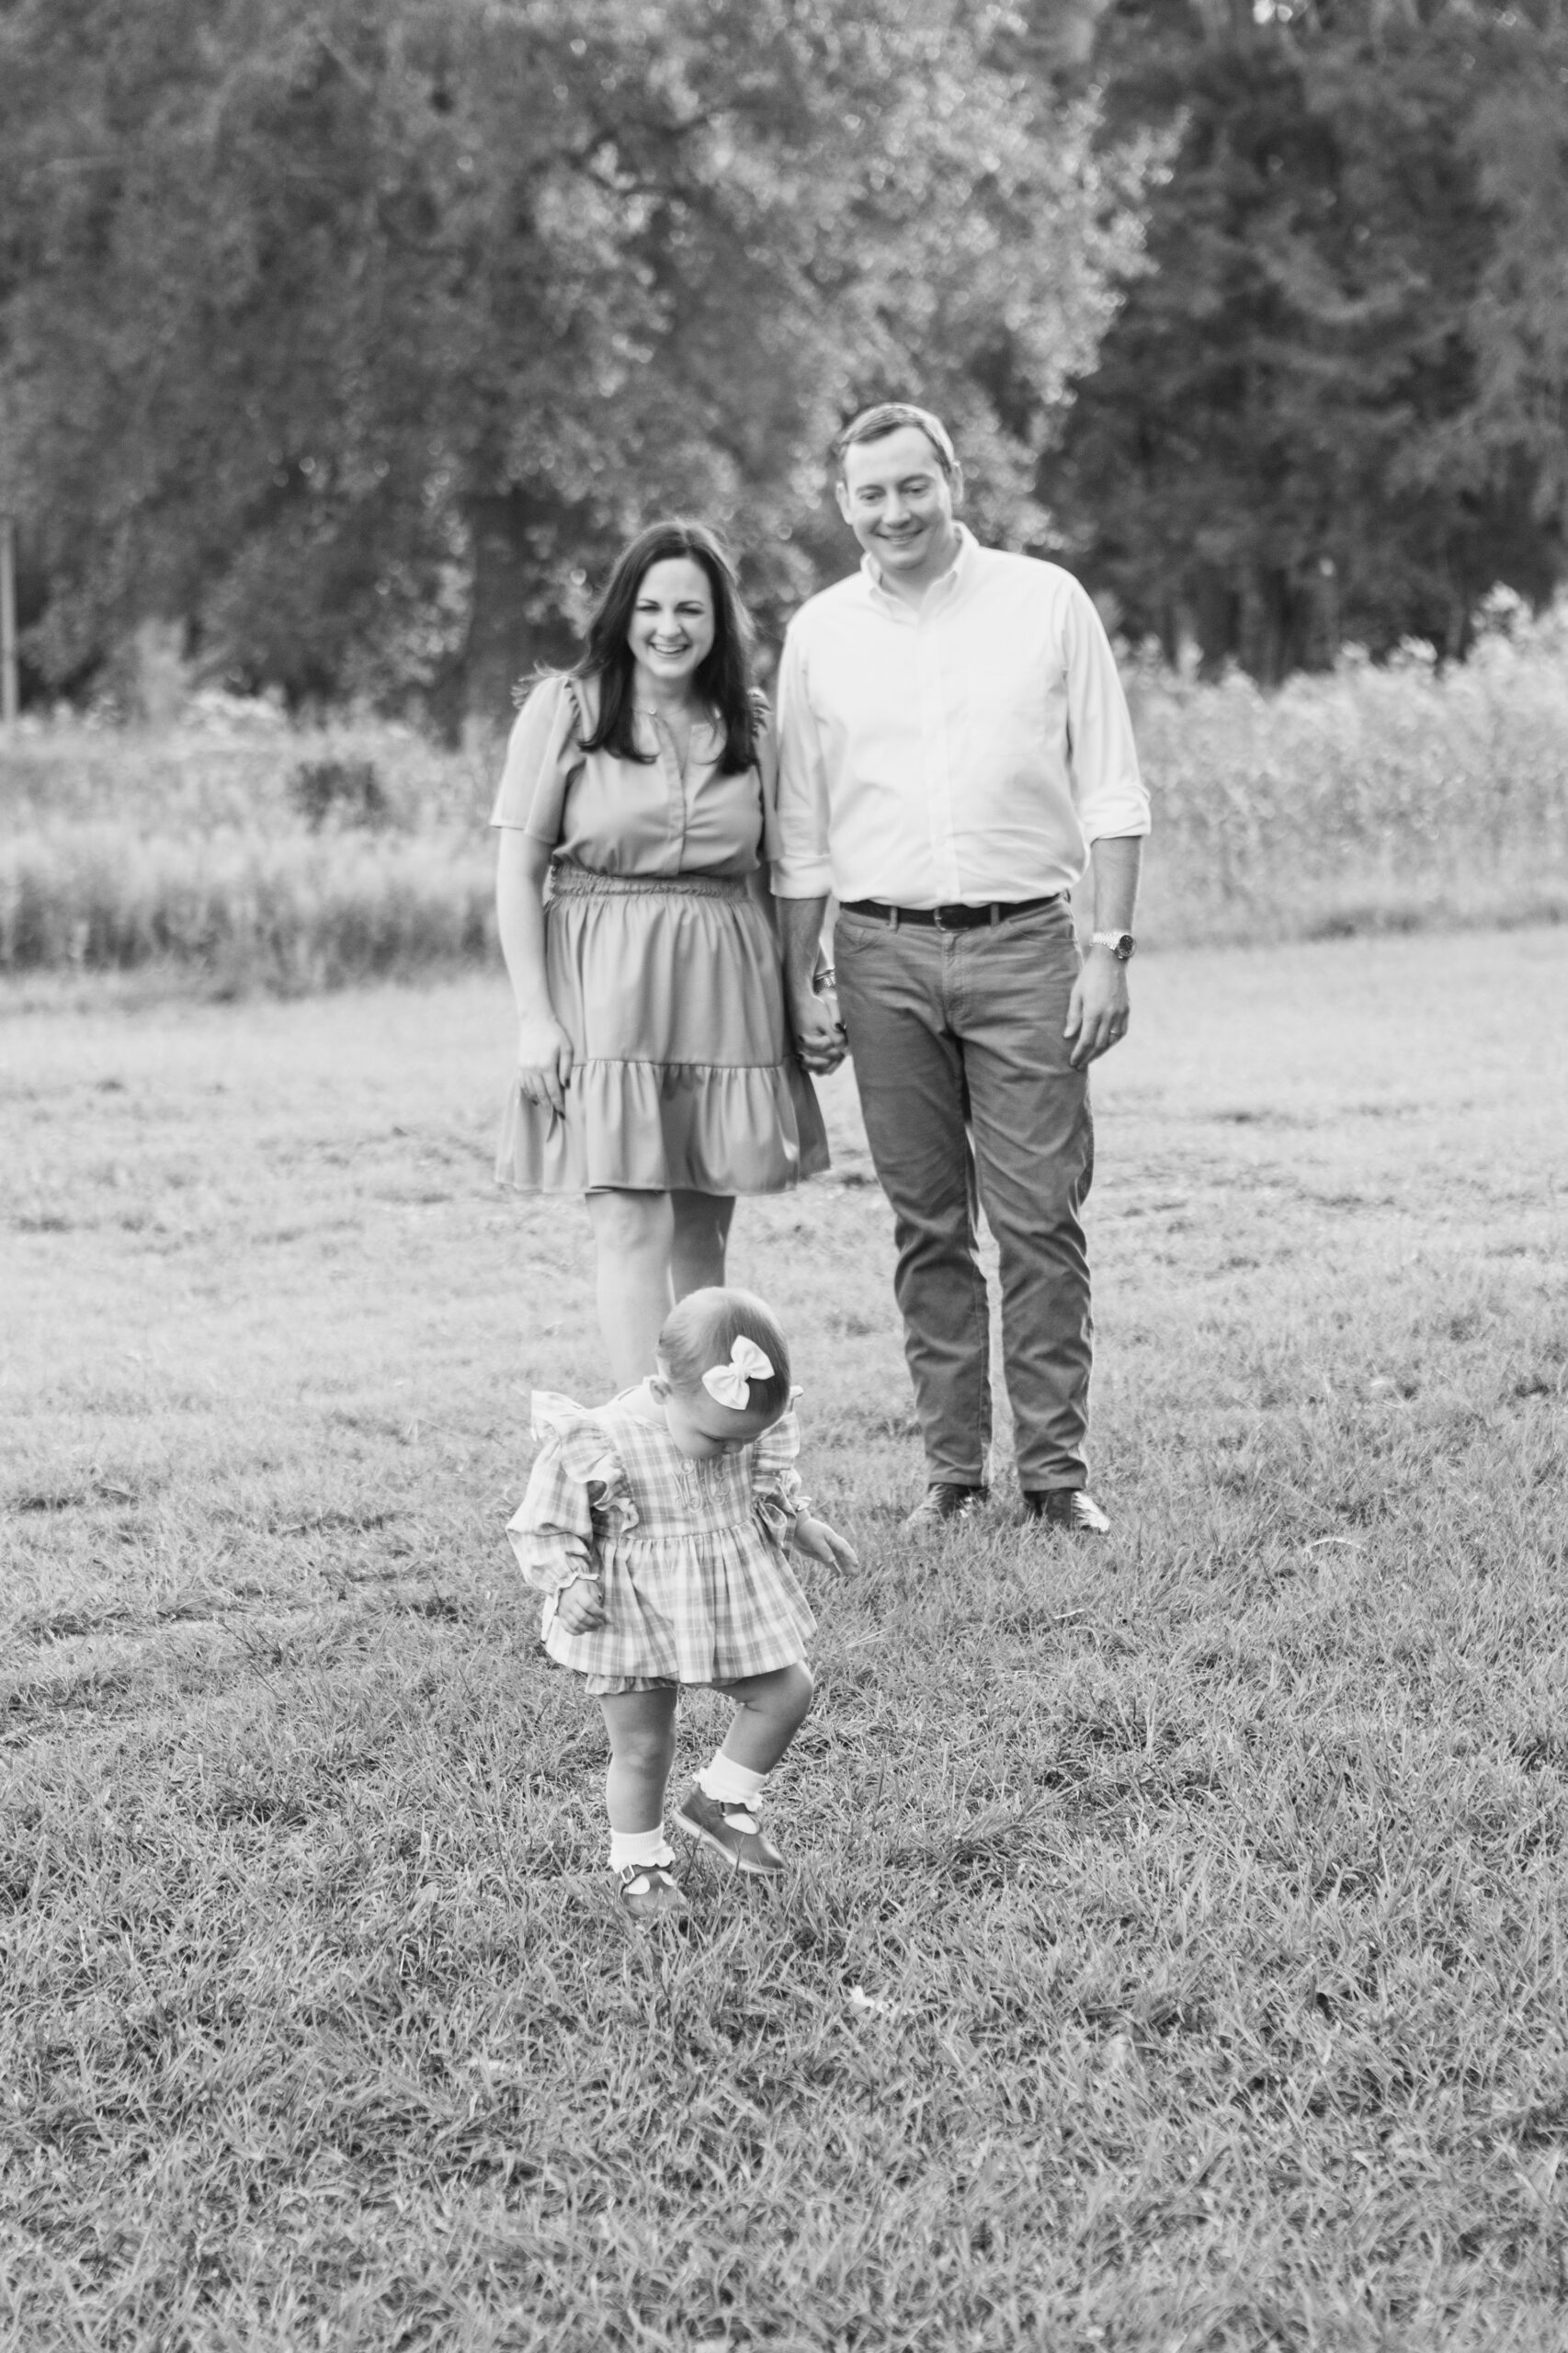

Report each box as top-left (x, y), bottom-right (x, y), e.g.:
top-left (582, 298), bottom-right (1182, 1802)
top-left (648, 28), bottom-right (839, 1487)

top-left (1063, 834), bottom-right (1142, 1069)
top-left (1058, 579), bottom-right (1148, 1071)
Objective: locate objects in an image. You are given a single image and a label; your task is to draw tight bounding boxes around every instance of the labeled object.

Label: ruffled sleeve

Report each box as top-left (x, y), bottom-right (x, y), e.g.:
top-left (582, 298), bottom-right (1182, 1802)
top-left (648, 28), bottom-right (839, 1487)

top-left (489, 676), bottom-right (585, 839)
top-left (506, 1392), bottom-right (633, 1592)
top-left (754, 699), bottom-right (784, 866)
top-left (750, 1396), bottom-right (812, 1547)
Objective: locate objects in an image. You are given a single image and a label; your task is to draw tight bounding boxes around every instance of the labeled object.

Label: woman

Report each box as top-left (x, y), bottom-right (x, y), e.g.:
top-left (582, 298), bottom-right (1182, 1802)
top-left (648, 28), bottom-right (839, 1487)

top-left (493, 519), bottom-right (831, 1387)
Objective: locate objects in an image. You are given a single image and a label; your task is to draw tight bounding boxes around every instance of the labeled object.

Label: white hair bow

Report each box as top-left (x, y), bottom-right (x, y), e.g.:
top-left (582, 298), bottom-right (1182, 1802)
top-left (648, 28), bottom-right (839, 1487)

top-left (701, 1336), bottom-right (775, 1411)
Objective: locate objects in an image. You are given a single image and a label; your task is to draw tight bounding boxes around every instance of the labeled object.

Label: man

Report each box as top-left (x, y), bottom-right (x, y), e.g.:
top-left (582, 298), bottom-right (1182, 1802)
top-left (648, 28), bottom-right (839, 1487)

top-left (773, 402), bottom-right (1149, 1535)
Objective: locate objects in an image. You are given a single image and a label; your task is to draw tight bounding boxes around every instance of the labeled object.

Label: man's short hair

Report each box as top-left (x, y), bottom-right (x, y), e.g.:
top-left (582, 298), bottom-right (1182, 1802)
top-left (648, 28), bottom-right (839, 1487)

top-left (833, 403), bottom-right (958, 482)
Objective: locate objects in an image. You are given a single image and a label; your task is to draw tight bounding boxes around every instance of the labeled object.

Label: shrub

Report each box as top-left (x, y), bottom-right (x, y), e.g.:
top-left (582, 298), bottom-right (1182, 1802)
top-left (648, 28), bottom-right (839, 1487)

top-left (287, 757), bottom-right (391, 832)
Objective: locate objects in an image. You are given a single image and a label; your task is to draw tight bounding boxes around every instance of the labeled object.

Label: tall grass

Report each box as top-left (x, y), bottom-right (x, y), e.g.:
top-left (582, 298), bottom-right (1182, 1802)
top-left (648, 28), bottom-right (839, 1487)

top-left (0, 709), bottom-right (500, 993)
top-left (2, 617), bottom-right (1565, 992)
top-left (1131, 618), bottom-right (1568, 942)
top-left (1, 824), bottom-right (494, 994)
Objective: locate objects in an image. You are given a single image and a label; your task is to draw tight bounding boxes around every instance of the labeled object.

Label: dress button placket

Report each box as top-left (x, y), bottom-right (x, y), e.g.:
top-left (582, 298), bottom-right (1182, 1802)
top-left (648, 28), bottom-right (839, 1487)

top-left (659, 713), bottom-right (689, 872)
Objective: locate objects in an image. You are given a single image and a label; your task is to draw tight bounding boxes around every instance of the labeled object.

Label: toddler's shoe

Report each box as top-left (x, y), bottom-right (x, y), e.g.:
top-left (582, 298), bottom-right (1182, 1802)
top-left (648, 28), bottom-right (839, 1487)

top-left (673, 1780), bottom-right (786, 1877)
top-left (615, 1861), bottom-right (688, 1923)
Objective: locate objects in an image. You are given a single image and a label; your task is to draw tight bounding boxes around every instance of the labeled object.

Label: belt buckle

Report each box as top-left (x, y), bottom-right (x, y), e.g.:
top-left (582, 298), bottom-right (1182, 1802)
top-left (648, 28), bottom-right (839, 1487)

top-left (933, 903), bottom-right (959, 932)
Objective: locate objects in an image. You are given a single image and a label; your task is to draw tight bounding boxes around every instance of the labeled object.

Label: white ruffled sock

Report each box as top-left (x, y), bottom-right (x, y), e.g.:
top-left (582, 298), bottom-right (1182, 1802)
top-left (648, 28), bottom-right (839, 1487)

top-left (609, 1825), bottom-right (675, 1874)
top-left (698, 1753), bottom-right (768, 1813)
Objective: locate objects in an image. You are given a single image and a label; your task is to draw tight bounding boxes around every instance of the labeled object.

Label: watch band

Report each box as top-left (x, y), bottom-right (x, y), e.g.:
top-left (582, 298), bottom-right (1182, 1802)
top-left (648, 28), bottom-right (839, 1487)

top-left (1090, 930), bottom-right (1136, 961)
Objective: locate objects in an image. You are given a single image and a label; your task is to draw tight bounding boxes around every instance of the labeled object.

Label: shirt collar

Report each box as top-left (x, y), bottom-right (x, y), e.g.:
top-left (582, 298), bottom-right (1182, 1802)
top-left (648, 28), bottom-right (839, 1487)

top-left (859, 522), bottom-right (973, 611)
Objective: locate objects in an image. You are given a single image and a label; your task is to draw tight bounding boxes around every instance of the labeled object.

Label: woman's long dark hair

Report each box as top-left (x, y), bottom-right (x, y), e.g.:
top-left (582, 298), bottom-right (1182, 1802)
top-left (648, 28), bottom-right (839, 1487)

top-left (571, 520), bottom-right (762, 775)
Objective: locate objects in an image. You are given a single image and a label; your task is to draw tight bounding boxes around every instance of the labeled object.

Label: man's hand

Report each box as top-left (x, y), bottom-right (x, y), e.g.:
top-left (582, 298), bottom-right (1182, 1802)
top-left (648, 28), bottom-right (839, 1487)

top-left (790, 984), bottom-right (847, 1076)
top-left (553, 1573), bottom-right (606, 1632)
top-left (1063, 947), bottom-right (1131, 1068)
top-left (792, 1512), bottom-right (858, 1571)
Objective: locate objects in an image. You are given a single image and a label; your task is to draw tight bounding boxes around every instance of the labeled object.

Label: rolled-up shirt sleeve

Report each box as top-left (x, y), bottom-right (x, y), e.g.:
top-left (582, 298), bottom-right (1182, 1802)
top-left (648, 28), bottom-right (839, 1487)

top-left (771, 630), bottom-right (835, 899)
top-left (1062, 581), bottom-right (1151, 844)
top-left (489, 675), bottom-right (580, 838)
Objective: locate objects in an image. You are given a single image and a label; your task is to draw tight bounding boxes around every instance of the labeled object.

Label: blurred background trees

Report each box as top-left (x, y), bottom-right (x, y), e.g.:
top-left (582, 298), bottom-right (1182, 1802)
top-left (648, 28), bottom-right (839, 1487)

top-left (0, 0), bottom-right (1139, 721)
top-left (1, 0), bottom-right (1564, 717)
top-left (1045, 0), bottom-right (1568, 677)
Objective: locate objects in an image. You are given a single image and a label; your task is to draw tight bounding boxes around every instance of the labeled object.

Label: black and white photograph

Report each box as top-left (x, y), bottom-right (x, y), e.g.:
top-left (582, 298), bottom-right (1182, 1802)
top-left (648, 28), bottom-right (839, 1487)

top-left (4, 2), bottom-right (1567, 2345)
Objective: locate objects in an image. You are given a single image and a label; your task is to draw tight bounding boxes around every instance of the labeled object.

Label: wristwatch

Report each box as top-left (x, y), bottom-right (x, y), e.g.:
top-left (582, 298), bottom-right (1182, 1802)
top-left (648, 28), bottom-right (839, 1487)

top-left (1091, 930), bottom-right (1137, 961)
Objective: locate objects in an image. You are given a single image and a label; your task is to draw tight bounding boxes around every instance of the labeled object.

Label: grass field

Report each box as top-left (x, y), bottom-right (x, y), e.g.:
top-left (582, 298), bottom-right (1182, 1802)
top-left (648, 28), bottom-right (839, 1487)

top-left (5, 928), bottom-right (1568, 2349)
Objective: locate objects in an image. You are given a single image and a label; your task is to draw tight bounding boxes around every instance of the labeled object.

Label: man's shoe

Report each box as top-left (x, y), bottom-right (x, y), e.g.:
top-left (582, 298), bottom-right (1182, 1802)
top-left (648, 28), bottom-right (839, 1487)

top-left (902, 1482), bottom-right (989, 1535)
top-left (1021, 1487), bottom-right (1110, 1536)
top-left (672, 1781), bottom-right (786, 1877)
top-left (615, 1861), bottom-right (689, 1922)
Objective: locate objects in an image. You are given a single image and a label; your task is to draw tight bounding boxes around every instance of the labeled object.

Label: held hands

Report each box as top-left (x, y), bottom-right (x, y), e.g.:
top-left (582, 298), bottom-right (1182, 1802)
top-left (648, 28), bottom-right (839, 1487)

top-left (554, 1573), bottom-right (606, 1632)
top-left (792, 1512), bottom-right (858, 1572)
top-left (517, 1012), bottom-right (574, 1115)
top-left (790, 982), bottom-right (847, 1077)
top-left (1063, 948), bottom-right (1131, 1069)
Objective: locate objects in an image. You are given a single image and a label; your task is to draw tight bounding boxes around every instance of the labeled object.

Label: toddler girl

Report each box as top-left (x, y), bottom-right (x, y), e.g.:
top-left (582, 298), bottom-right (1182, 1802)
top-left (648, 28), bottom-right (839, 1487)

top-left (509, 1286), bottom-right (857, 1920)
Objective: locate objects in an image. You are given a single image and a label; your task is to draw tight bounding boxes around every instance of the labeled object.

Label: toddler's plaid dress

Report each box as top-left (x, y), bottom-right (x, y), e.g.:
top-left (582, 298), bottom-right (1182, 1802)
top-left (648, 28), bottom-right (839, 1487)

top-left (509, 1391), bottom-right (818, 1696)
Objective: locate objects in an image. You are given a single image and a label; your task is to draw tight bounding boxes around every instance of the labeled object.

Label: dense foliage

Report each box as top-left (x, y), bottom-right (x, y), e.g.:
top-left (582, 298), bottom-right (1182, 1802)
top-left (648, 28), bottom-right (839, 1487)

top-left (1048, 0), bottom-right (1568, 676)
top-left (0, 0), bottom-right (1139, 718)
top-left (1, 0), bottom-right (1564, 705)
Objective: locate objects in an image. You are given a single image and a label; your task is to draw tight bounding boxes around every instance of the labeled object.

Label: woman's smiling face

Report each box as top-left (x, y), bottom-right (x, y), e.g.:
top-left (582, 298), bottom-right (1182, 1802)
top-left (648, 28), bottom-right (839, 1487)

top-left (627, 556), bottom-right (716, 695)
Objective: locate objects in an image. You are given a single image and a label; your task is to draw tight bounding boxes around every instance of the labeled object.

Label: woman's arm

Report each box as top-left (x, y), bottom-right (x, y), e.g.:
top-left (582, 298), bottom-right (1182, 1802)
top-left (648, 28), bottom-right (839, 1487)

top-left (495, 830), bottom-right (574, 1114)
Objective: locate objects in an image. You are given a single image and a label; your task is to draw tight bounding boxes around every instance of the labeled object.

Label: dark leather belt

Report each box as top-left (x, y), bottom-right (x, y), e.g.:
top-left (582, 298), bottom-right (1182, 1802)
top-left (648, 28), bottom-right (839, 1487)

top-left (838, 893), bottom-right (1062, 931)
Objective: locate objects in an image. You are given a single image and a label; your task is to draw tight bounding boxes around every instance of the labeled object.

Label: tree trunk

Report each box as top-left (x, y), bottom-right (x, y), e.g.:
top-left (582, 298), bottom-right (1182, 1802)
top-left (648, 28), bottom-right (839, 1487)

top-left (460, 490), bottom-right (580, 729)
top-left (1191, 567), bottom-right (1241, 679)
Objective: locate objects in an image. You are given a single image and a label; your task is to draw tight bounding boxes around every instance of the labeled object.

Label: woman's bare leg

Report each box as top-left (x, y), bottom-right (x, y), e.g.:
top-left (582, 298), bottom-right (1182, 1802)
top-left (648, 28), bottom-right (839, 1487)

top-left (585, 1188), bottom-right (676, 1387)
top-left (670, 1190), bottom-right (735, 1300)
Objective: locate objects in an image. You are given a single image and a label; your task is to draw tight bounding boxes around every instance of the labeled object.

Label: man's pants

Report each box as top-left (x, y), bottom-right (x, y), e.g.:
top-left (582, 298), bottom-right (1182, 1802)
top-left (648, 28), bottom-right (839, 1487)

top-left (834, 900), bottom-right (1093, 1493)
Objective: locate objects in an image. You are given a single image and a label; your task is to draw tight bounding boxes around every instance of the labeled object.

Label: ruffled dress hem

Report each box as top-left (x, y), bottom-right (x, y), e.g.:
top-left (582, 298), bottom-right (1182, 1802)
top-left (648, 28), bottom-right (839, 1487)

top-left (497, 1055), bottom-right (830, 1195)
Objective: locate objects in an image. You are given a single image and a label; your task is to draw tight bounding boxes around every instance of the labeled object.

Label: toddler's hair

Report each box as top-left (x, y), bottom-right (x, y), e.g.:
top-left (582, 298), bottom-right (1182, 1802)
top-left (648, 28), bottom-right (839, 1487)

top-left (657, 1287), bottom-right (792, 1421)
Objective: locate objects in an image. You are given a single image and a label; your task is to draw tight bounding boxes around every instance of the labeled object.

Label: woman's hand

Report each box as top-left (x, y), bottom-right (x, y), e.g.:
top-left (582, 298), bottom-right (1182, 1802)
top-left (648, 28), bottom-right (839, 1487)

top-left (554, 1573), bottom-right (606, 1632)
top-left (792, 1513), bottom-right (858, 1572)
top-left (517, 1013), bottom-right (574, 1115)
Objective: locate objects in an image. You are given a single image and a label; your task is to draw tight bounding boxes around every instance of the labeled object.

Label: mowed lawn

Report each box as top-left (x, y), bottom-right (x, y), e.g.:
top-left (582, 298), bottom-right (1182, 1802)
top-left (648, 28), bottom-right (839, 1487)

top-left (4, 927), bottom-right (1567, 2352)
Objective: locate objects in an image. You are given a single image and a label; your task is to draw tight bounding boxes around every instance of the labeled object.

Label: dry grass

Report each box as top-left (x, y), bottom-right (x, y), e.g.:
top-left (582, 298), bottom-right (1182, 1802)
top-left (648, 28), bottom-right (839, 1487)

top-left (0, 712), bottom-right (497, 993)
top-left (3, 618), bottom-right (1566, 990)
top-left (4, 928), bottom-right (1568, 2347)
top-left (1129, 622), bottom-right (1568, 945)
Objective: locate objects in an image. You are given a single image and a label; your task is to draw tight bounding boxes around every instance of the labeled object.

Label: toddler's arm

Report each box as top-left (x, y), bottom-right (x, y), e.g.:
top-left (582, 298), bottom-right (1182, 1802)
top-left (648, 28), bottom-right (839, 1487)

top-left (553, 1571), bottom-right (607, 1631)
top-left (791, 1509), bottom-right (858, 1571)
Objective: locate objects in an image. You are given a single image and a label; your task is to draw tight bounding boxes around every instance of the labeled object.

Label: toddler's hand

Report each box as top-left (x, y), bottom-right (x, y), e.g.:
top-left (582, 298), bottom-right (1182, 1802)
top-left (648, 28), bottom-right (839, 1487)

top-left (793, 1513), bottom-right (858, 1572)
top-left (554, 1574), bottom-right (606, 1632)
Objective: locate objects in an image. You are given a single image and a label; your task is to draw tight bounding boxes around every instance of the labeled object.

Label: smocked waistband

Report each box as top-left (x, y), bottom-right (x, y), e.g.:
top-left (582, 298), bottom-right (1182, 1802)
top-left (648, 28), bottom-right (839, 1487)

top-left (549, 862), bottom-right (751, 904)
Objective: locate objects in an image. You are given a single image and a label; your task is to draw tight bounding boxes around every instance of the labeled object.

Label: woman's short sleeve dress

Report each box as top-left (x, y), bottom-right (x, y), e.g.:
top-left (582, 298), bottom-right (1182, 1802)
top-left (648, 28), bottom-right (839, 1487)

top-left (492, 675), bottom-right (829, 1195)
top-left (509, 1391), bottom-right (818, 1696)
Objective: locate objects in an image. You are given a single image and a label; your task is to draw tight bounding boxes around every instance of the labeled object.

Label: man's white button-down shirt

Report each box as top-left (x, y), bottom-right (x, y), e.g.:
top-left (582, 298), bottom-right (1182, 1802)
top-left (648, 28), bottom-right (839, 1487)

top-left (772, 528), bottom-right (1150, 906)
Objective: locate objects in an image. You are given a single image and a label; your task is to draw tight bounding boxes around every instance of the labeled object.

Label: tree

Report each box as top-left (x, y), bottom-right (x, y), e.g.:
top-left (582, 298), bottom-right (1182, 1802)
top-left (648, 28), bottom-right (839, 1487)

top-left (1042, 0), bottom-right (1568, 678)
top-left (0, 0), bottom-right (1144, 718)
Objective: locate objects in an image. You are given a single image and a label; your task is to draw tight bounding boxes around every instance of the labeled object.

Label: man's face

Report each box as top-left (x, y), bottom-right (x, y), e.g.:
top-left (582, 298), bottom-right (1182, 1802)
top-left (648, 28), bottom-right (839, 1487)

top-left (836, 425), bottom-right (959, 586)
